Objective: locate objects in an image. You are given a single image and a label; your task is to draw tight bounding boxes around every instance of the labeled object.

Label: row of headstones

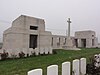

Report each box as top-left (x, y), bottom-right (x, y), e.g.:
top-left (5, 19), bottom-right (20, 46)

top-left (28, 58), bottom-right (86, 75)
top-left (29, 47), bottom-right (53, 56)
top-left (0, 47), bottom-right (53, 59)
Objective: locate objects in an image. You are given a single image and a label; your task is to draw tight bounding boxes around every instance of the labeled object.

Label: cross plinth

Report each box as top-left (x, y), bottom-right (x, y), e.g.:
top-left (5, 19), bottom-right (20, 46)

top-left (67, 18), bottom-right (71, 38)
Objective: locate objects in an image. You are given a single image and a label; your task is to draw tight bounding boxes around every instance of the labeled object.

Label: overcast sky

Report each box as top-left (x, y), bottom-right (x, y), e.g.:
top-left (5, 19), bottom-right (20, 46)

top-left (0, 0), bottom-right (100, 42)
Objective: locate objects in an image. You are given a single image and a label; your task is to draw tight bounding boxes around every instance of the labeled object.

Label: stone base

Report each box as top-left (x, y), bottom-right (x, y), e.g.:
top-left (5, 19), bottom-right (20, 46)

top-left (64, 47), bottom-right (81, 50)
top-left (66, 38), bottom-right (73, 47)
top-left (62, 46), bottom-right (81, 50)
top-left (62, 37), bottom-right (81, 50)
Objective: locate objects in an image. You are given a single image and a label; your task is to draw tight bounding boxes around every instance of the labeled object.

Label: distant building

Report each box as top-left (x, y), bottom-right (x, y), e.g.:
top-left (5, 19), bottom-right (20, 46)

top-left (75, 31), bottom-right (98, 48)
top-left (1, 15), bottom-right (98, 57)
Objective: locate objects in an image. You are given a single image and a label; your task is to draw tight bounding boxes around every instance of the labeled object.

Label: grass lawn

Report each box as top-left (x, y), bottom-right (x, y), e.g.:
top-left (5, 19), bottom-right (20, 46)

top-left (0, 48), bottom-right (100, 75)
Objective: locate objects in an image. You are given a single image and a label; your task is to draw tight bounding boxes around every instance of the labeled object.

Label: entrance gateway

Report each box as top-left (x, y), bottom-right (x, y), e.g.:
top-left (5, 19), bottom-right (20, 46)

top-left (29, 35), bottom-right (38, 49)
top-left (81, 39), bottom-right (86, 48)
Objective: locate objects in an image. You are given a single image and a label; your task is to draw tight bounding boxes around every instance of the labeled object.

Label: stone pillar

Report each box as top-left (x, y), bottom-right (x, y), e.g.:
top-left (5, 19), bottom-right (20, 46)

top-left (67, 18), bottom-right (71, 38)
top-left (78, 39), bottom-right (82, 47)
top-left (86, 38), bottom-right (92, 48)
top-left (94, 37), bottom-right (98, 47)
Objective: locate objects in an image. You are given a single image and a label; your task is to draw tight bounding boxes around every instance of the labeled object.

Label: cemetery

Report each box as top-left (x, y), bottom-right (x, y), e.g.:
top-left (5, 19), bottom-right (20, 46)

top-left (1, 0), bottom-right (100, 74)
top-left (0, 15), bottom-right (100, 75)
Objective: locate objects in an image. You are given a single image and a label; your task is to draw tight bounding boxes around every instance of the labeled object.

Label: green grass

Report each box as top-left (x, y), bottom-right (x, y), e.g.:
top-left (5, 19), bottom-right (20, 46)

top-left (0, 48), bottom-right (100, 75)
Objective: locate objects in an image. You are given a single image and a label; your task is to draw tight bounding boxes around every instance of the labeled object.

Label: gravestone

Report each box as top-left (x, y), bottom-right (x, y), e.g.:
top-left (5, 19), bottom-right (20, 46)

top-left (73, 59), bottom-right (79, 75)
top-left (80, 58), bottom-right (86, 75)
top-left (29, 48), bottom-right (34, 56)
top-left (28, 69), bottom-right (42, 75)
top-left (7, 49), bottom-right (12, 57)
top-left (22, 48), bottom-right (28, 55)
top-left (47, 65), bottom-right (58, 75)
top-left (40, 47), bottom-right (44, 54)
top-left (35, 48), bottom-right (39, 55)
top-left (62, 62), bottom-right (70, 75)
top-left (44, 47), bottom-right (49, 54)
top-left (49, 47), bottom-right (52, 54)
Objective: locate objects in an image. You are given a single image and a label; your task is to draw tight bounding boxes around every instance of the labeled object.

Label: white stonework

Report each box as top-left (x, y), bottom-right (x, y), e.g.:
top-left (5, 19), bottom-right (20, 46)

top-left (72, 59), bottom-right (80, 75)
top-left (1, 15), bottom-right (99, 57)
top-left (40, 47), bottom-right (45, 54)
top-left (47, 65), bottom-right (58, 75)
top-left (75, 30), bottom-right (98, 48)
top-left (2, 15), bottom-right (52, 57)
top-left (62, 62), bottom-right (70, 75)
top-left (49, 47), bottom-right (52, 54)
top-left (28, 69), bottom-right (42, 75)
top-left (80, 58), bottom-right (86, 75)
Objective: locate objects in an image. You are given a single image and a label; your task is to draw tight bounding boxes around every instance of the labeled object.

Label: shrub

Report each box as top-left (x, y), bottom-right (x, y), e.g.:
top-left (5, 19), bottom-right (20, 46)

top-left (18, 51), bottom-right (25, 58)
top-left (86, 55), bottom-right (100, 75)
top-left (1, 50), bottom-right (8, 60)
top-left (53, 50), bottom-right (57, 54)
top-left (27, 54), bottom-right (29, 57)
top-left (40, 52), bottom-right (45, 56)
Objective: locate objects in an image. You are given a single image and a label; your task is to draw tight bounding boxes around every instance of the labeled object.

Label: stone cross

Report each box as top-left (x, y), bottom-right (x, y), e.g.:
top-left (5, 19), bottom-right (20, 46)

top-left (67, 18), bottom-right (71, 38)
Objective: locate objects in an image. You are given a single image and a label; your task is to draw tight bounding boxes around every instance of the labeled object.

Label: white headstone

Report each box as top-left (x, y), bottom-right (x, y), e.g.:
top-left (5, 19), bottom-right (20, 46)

top-left (80, 58), bottom-right (86, 75)
top-left (29, 48), bottom-right (34, 56)
top-left (35, 48), bottom-right (39, 55)
top-left (28, 69), bottom-right (42, 75)
top-left (47, 65), bottom-right (58, 75)
top-left (62, 62), bottom-right (70, 75)
top-left (7, 49), bottom-right (12, 57)
top-left (73, 59), bottom-right (79, 75)
top-left (15, 48), bottom-right (20, 58)
top-left (49, 47), bottom-right (52, 54)
top-left (40, 47), bottom-right (44, 54)
top-left (22, 48), bottom-right (28, 57)
top-left (45, 47), bottom-right (48, 54)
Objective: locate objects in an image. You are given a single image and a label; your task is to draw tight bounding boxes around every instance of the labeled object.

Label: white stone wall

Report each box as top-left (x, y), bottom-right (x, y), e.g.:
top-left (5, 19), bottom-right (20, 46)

top-left (75, 30), bottom-right (96, 38)
top-left (75, 30), bottom-right (98, 48)
top-left (51, 35), bottom-right (76, 49)
top-left (39, 31), bottom-right (52, 54)
top-left (51, 35), bottom-right (67, 49)
top-left (2, 15), bottom-right (52, 57)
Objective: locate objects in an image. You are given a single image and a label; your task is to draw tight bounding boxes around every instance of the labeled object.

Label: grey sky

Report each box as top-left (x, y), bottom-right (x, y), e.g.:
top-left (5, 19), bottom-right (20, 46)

top-left (0, 0), bottom-right (100, 42)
